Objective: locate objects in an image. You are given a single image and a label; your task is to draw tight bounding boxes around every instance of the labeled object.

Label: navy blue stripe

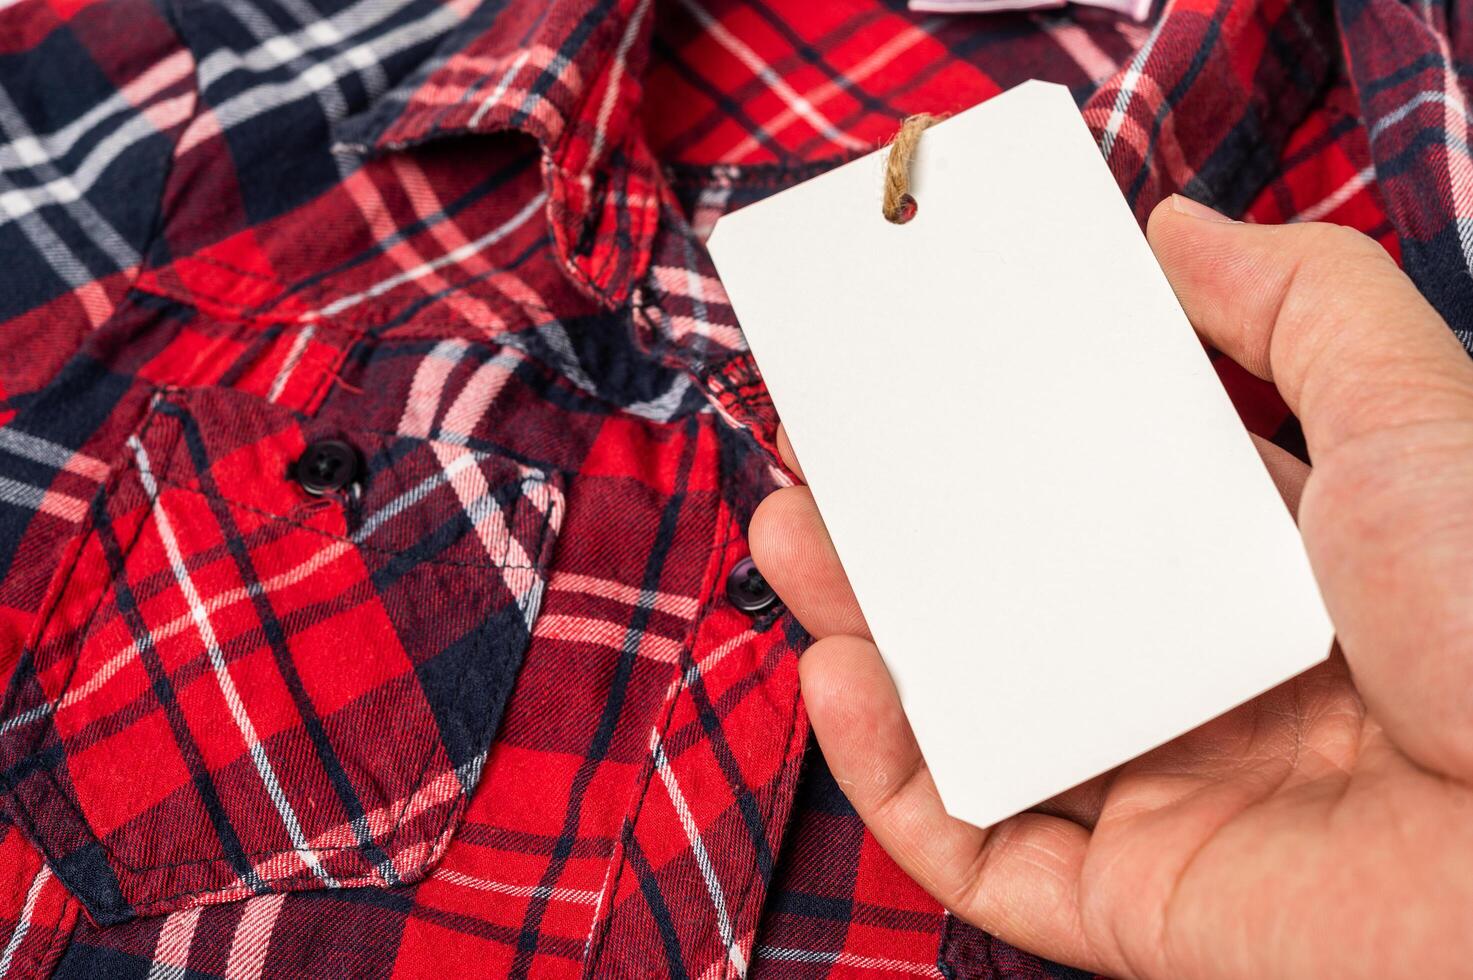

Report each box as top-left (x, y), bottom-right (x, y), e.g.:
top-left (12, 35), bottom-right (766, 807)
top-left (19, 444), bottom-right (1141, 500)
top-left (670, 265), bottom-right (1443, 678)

top-left (1367, 123), bottom-right (1455, 180)
top-left (1360, 51), bottom-right (1443, 100)
top-left (774, 889), bottom-right (853, 923)
top-left (682, 666), bottom-right (775, 880)
top-left (625, 837), bottom-right (692, 980)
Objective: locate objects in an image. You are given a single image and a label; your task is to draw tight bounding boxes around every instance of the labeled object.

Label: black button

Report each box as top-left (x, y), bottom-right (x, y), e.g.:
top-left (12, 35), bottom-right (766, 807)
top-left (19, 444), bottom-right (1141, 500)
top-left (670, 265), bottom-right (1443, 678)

top-left (726, 556), bottom-right (777, 614)
top-left (293, 439), bottom-right (360, 496)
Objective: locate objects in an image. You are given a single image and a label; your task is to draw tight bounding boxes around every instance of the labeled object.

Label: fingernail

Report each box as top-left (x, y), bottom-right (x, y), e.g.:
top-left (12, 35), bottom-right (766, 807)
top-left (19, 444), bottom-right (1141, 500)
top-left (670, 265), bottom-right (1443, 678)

top-left (1170, 194), bottom-right (1237, 223)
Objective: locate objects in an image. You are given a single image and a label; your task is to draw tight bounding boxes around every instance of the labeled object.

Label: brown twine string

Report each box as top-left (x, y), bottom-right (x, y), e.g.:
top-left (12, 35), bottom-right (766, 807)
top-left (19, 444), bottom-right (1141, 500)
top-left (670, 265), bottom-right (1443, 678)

top-left (882, 113), bottom-right (944, 223)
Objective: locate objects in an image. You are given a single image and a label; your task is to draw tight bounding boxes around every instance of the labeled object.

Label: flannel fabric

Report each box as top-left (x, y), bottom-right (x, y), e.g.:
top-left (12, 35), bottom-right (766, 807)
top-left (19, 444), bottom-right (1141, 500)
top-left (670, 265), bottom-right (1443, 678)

top-left (0, 0), bottom-right (1464, 976)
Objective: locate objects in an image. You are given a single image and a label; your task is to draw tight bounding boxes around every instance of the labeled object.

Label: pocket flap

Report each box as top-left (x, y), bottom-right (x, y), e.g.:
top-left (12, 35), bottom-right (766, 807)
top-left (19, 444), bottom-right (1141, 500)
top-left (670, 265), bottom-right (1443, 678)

top-left (0, 387), bottom-right (563, 924)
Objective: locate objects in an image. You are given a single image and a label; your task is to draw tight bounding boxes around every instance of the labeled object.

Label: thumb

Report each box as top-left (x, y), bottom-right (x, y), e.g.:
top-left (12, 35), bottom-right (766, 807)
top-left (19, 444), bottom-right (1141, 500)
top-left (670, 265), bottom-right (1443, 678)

top-left (1147, 197), bottom-right (1473, 782)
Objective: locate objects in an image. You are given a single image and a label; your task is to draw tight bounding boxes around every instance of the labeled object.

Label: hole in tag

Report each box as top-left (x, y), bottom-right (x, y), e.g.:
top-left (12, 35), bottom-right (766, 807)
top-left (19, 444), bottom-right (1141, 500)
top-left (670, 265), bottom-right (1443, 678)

top-left (887, 193), bottom-right (918, 225)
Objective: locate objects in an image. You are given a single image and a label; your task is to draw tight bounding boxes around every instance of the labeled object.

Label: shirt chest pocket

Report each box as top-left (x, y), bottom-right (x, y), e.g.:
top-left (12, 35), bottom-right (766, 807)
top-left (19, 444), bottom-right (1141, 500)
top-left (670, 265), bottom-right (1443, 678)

top-left (0, 387), bottom-right (563, 924)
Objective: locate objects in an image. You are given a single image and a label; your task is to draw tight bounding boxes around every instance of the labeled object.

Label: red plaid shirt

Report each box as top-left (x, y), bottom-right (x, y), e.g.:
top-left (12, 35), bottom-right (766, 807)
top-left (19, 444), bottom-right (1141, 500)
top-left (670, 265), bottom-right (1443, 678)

top-left (0, 0), bottom-right (1465, 976)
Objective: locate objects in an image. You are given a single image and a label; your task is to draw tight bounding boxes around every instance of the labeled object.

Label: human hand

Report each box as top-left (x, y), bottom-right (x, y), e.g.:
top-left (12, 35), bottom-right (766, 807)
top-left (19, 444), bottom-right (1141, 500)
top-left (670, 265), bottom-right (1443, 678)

top-left (749, 195), bottom-right (1473, 979)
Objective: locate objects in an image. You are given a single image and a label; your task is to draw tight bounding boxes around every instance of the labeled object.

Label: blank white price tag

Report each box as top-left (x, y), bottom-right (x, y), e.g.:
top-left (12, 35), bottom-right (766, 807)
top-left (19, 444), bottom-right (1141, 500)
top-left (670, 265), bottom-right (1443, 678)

top-left (707, 81), bottom-right (1333, 830)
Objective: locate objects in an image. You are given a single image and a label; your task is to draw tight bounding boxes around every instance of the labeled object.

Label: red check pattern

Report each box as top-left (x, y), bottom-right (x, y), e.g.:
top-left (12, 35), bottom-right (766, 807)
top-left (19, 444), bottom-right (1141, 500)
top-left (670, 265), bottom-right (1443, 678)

top-left (0, 0), bottom-right (1463, 977)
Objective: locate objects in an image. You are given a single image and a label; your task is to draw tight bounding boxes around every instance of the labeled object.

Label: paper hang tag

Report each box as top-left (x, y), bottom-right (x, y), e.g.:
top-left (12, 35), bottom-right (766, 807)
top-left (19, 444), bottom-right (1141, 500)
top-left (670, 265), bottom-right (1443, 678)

top-left (706, 81), bottom-right (1333, 830)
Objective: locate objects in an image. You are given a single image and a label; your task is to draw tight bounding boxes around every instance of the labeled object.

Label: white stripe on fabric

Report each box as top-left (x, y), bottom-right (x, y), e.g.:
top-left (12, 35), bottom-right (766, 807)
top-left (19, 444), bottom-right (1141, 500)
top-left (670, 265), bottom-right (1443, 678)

top-left (391, 155), bottom-right (562, 343)
top-left (432, 868), bottom-right (601, 905)
top-left (212, 0), bottom-right (356, 179)
top-left (548, 572), bottom-right (702, 618)
top-left (128, 435), bottom-right (339, 889)
top-left (435, 350), bottom-right (525, 440)
top-left (691, 182), bottom-right (732, 241)
top-left (620, 369), bottom-right (693, 422)
top-left (677, 237), bottom-right (714, 346)
top-left (519, 320), bottom-right (600, 395)
top-left (1290, 164), bottom-right (1375, 223)
top-left (354, 448), bottom-right (556, 630)
top-left (755, 947), bottom-right (942, 976)
top-left (0, 177), bottom-right (100, 291)
top-left (0, 476), bottom-right (89, 524)
top-left (661, 627), bottom-right (758, 705)
top-left (414, 362), bottom-right (569, 604)
top-left (0, 865), bottom-right (49, 980)
top-left (647, 265), bottom-right (745, 350)
top-left (532, 613), bottom-right (684, 663)
top-left (1098, 13), bottom-right (1166, 161)
top-left (223, 893), bottom-right (287, 980)
top-left (1367, 89), bottom-right (1473, 145)
top-left (17, 539), bottom-right (357, 732)
top-left (355, 156), bottom-right (602, 406)
top-left (650, 736), bottom-right (747, 977)
top-left (467, 48), bottom-right (536, 129)
top-left (392, 154), bottom-right (558, 325)
top-left (254, 768), bottom-right (463, 884)
top-left (196, 0), bottom-right (423, 91)
top-left (0, 77), bottom-right (199, 276)
top-left (429, 441), bottom-right (529, 568)
top-left (0, 427), bottom-right (109, 479)
top-left (0, 703), bottom-right (50, 737)
top-left (265, 325), bottom-right (316, 403)
top-left (398, 339), bottom-right (470, 437)
top-left (0, 79), bottom-right (191, 325)
top-left (145, 906), bottom-right (202, 980)
top-left (0, 88), bottom-right (192, 232)
top-left (234, 0), bottom-right (389, 101)
top-left (398, 339), bottom-right (471, 438)
top-left (11, 447), bottom-right (556, 733)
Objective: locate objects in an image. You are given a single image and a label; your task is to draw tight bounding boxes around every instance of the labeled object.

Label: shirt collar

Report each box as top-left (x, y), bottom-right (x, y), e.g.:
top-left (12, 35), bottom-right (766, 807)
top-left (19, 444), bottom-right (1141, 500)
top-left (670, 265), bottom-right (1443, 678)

top-left (334, 0), bottom-right (659, 309)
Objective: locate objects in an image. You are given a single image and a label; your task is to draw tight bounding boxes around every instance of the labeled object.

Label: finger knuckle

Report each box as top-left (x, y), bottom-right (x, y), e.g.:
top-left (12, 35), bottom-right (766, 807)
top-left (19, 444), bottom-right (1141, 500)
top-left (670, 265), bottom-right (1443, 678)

top-left (1274, 225), bottom-right (1400, 368)
top-left (1295, 223), bottom-right (1392, 277)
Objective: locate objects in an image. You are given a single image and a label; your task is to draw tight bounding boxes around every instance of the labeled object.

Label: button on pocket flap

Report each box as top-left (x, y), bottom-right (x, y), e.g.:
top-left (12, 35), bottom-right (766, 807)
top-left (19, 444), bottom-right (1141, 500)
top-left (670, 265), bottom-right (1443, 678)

top-left (0, 389), bottom-right (564, 924)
